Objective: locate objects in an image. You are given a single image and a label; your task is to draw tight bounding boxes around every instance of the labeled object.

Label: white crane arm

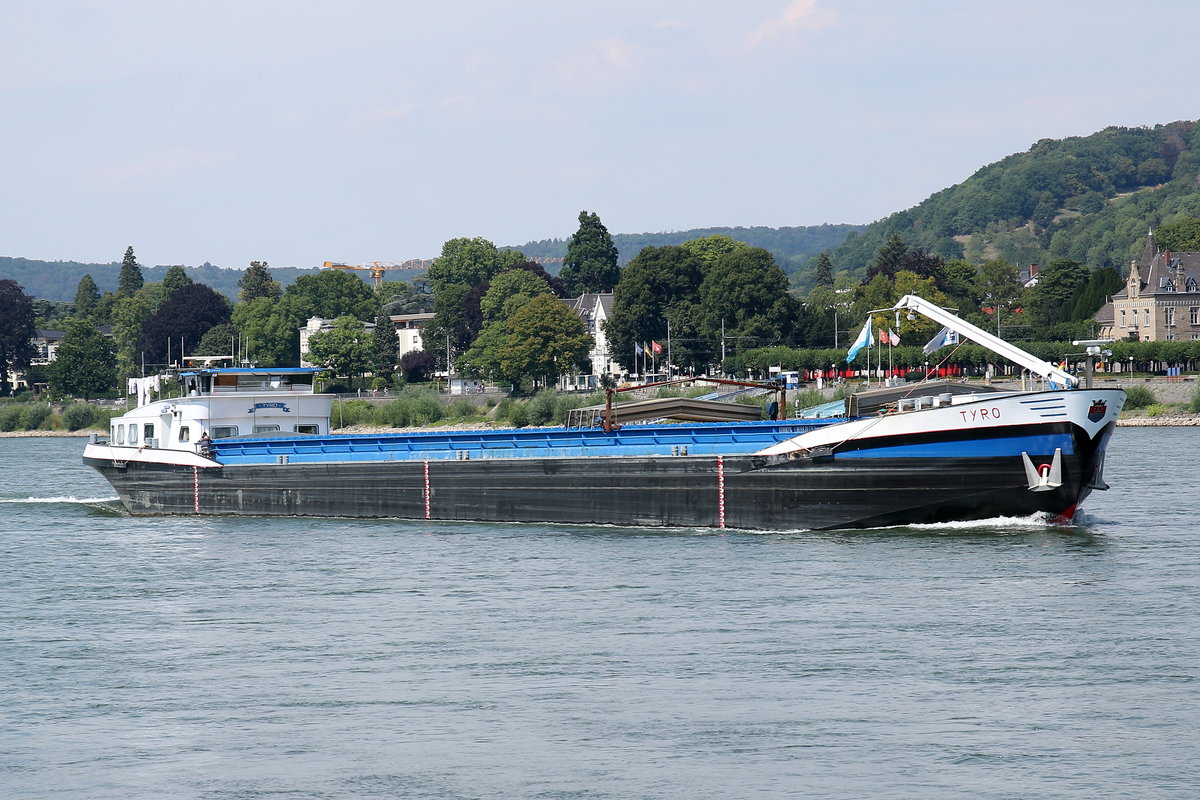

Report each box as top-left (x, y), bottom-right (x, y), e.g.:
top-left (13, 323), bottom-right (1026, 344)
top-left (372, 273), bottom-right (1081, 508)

top-left (891, 294), bottom-right (1078, 388)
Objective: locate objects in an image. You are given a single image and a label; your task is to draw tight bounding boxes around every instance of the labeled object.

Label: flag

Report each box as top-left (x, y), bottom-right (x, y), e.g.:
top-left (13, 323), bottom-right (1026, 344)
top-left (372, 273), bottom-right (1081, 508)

top-left (651, 340), bottom-right (663, 355)
top-left (635, 342), bottom-right (643, 355)
top-left (846, 318), bottom-right (872, 362)
top-left (922, 326), bottom-right (957, 356)
top-left (888, 329), bottom-right (900, 346)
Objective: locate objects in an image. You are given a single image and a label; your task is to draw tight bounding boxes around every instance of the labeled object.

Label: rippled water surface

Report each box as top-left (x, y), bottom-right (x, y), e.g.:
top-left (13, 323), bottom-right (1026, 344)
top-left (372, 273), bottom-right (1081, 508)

top-left (2, 431), bottom-right (1197, 799)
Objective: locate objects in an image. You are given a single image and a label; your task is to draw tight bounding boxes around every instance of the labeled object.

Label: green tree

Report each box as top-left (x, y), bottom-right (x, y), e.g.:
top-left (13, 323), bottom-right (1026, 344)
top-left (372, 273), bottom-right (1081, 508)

top-left (1029, 258), bottom-right (1090, 327)
top-left (499, 295), bottom-right (592, 387)
top-left (306, 316), bottom-right (377, 389)
top-left (480, 269), bottom-right (552, 320)
top-left (117, 246), bottom-right (144, 298)
top-left (426, 237), bottom-right (524, 294)
top-left (377, 279), bottom-right (434, 315)
top-left (0, 280), bottom-right (37, 396)
top-left (679, 234), bottom-right (751, 268)
top-left (138, 283), bottom-right (232, 364)
top-left (867, 234), bottom-right (909, 280)
top-left (232, 296), bottom-right (287, 366)
top-left (161, 265), bottom-right (193, 299)
top-left (560, 211), bottom-right (620, 296)
top-left (698, 247), bottom-right (798, 352)
top-left (812, 251), bottom-right (834, 287)
top-left (372, 315), bottom-right (399, 377)
top-left (266, 270), bottom-right (379, 365)
top-left (49, 319), bottom-right (116, 399)
top-left (606, 245), bottom-right (705, 371)
top-left (1071, 266), bottom-right (1123, 322)
top-left (239, 260), bottom-right (282, 302)
top-left (457, 318), bottom-right (510, 382)
top-left (74, 274), bottom-right (100, 319)
top-left (194, 323), bottom-right (239, 356)
top-left (1155, 217), bottom-right (1200, 251)
top-left (108, 293), bottom-right (154, 381)
top-left (939, 259), bottom-right (981, 307)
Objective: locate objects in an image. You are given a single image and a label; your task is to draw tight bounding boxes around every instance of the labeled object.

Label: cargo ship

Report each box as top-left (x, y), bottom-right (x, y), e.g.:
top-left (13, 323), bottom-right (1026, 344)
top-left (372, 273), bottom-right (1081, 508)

top-left (83, 295), bottom-right (1124, 531)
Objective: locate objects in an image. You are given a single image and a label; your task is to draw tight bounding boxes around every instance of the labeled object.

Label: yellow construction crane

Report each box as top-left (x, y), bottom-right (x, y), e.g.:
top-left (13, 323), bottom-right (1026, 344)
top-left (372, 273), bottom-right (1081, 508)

top-left (322, 259), bottom-right (434, 288)
top-left (323, 255), bottom-right (563, 288)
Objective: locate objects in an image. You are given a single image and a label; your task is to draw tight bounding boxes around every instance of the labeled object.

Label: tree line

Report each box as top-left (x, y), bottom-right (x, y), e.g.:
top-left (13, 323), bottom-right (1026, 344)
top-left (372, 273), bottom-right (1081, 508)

top-left (4, 211), bottom-right (1200, 401)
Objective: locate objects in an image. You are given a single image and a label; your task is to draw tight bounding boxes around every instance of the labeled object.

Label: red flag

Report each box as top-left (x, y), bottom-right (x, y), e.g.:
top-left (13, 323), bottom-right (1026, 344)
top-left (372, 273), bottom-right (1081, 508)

top-left (651, 340), bottom-right (663, 355)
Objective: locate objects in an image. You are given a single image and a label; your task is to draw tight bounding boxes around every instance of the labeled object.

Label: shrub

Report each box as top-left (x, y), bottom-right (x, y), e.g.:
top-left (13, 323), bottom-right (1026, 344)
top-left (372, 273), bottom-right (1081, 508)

top-left (0, 405), bottom-right (23, 431)
top-left (331, 399), bottom-right (376, 428)
top-left (409, 394), bottom-right (443, 425)
top-left (526, 390), bottom-right (558, 426)
top-left (1188, 384), bottom-right (1200, 414)
top-left (378, 399), bottom-right (411, 428)
top-left (508, 402), bottom-right (530, 428)
top-left (60, 402), bottom-right (95, 431)
top-left (449, 398), bottom-right (476, 418)
top-left (792, 388), bottom-right (826, 411)
top-left (1145, 403), bottom-right (1171, 418)
top-left (21, 404), bottom-right (52, 430)
top-left (552, 393), bottom-right (591, 425)
top-left (1124, 384), bottom-right (1156, 410)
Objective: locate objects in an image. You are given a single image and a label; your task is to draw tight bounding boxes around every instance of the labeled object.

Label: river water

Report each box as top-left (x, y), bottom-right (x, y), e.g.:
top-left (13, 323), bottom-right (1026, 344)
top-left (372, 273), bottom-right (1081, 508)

top-left (1, 430), bottom-right (1196, 799)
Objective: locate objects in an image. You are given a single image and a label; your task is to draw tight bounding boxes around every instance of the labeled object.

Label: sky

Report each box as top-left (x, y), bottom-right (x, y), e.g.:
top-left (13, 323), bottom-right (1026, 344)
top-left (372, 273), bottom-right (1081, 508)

top-left (3, 0), bottom-right (1198, 271)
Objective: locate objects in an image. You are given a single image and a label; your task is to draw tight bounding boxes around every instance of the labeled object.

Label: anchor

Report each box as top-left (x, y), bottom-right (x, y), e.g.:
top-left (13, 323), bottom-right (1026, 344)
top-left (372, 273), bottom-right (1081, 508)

top-left (1022, 448), bottom-right (1062, 492)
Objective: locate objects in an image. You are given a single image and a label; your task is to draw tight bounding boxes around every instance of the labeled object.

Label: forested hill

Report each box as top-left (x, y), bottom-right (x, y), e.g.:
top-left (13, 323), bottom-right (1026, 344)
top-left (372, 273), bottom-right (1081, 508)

top-left (514, 223), bottom-right (866, 274)
top-left (0, 258), bottom-right (323, 304)
top-left (2, 223), bottom-right (865, 303)
top-left (828, 120), bottom-right (1200, 278)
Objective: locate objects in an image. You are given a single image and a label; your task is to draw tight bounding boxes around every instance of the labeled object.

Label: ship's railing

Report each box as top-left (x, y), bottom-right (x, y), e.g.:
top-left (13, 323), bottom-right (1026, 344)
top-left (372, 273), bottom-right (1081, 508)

top-left (210, 382), bottom-right (313, 394)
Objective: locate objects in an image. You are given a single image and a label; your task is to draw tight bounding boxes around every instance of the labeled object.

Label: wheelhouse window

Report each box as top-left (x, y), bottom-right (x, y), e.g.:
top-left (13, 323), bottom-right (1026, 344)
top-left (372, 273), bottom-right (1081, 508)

top-left (294, 424), bottom-right (319, 435)
top-left (128, 424), bottom-right (138, 445)
top-left (143, 423), bottom-right (154, 442)
top-left (253, 424), bottom-right (280, 434)
top-left (114, 425), bottom-right (125, 445)
top-left (211, 426), bottom-right (238, 439)
top-left (178, 426), bottom-right (191, 443)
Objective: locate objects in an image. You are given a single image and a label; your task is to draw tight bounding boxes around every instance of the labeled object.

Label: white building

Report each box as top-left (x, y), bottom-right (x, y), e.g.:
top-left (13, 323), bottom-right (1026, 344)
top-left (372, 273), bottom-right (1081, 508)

top-left (561, 292), bottom-right (622, 390)
top-left (389, 312), bottom-right (435, 360)
top-left (299, 314), bottom-right (434, 369)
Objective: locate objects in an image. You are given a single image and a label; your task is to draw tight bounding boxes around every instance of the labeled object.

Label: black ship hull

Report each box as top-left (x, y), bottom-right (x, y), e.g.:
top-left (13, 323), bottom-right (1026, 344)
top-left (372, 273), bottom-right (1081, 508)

top-left (84, 419), bottom-right (1113, 531)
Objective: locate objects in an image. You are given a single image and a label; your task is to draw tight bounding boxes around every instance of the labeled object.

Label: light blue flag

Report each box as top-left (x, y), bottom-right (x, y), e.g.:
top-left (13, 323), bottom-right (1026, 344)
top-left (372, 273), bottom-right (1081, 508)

top-left (922, 326), bottom-right (959, 357)
top-left (846, 318), bottom-right (872, 362)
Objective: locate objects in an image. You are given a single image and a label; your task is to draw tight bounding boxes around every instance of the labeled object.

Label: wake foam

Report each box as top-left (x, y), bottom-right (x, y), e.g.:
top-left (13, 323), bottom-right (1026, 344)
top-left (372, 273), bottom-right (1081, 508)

top-left (0, 496), bottom-right (119, 504)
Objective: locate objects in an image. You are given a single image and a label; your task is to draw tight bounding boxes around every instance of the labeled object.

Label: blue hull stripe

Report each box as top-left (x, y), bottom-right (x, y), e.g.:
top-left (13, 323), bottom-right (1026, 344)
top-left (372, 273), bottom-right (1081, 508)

top-left (837, 432), bottom-right (1076, 459)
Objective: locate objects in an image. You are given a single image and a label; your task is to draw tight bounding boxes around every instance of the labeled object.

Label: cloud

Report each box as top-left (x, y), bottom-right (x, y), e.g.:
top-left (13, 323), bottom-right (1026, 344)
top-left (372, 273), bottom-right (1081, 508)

top-left (346, 103), bottom-right (419, 135)
top-left (85, 148), bottom-right (234, 190)
top-left (554, 37), bottom-right (639, 91)
top-left (745, 0), bottom-right (837, 49)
